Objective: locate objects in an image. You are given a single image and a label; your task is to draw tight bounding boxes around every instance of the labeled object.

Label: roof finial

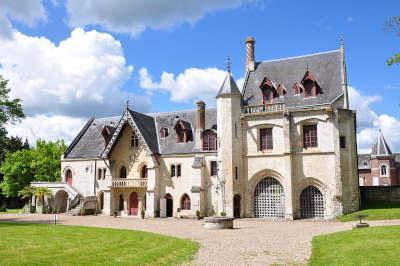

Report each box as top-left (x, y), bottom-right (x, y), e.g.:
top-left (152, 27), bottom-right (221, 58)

top-left (226, 56), bottom-right (232, 73)
top-left (340, 32), bottom-right (344, 46)
top-left (125, 99), bottom-right (129, 110)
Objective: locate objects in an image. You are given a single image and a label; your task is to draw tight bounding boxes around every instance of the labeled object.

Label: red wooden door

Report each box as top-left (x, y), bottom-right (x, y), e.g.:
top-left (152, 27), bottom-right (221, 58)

top-left (130, 192), bottom-right (138, 215)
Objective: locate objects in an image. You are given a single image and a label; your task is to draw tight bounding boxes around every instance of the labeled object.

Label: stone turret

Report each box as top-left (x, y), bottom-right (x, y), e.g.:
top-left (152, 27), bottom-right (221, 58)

top-left (216, 71), bottom-right (243, 217)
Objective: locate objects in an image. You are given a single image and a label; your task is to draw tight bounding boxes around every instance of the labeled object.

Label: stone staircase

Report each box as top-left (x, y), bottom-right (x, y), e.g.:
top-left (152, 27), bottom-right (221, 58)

top-left (65, 205), bottom-right (82, 216)
top-left (65, 195), bottom-right (98, 216)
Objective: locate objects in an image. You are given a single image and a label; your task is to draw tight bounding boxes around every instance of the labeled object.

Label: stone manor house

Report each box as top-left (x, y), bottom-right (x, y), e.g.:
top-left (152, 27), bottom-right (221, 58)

top-left (33, 37), bottom-right (360, 219)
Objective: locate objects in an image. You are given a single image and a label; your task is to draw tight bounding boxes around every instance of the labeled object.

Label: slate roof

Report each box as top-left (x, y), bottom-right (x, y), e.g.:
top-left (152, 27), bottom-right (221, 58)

top-left (358, 154), bottom-right (371, 169)
top-left (216, 72), bottom-right (241, 98)
top-left (128, 109), bottom-right (159, 154)
top-left (151, 108), bottom-right (217, 155)
top-left (64, 116), bottom-right (121, 158)
top-left (242, 50), bottom-right (344, 108)
top-left (371, 130), bottom-right (393, 156)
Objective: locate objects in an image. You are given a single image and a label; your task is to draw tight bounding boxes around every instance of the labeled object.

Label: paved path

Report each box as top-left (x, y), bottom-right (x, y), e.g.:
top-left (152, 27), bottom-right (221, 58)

top-left (1, 214), bottom-right (400, 265)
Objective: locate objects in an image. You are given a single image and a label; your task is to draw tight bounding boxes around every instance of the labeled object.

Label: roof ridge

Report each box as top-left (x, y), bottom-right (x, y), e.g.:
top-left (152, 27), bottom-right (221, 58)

top-left (259, 49), bottom-right (340, 64)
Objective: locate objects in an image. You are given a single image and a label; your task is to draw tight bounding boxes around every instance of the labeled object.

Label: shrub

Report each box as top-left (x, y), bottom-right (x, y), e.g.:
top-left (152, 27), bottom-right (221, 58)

top-left (220, 211), bottom-right (226, 217)
top-left (0, 205), bottom-right (7, 212)
top-left (196, 210), bottom-right (201, 220)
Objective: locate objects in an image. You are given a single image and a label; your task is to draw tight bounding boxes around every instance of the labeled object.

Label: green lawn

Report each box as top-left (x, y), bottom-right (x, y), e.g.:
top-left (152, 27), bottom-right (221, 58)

top-left (339, 202), bottom-right (400, 221)
top-left (0, 208), bottom-right (22, 214)
top-left (0, 222), bottom-right (199, 265)
top-left (309, 225), bottom-right (400, 265)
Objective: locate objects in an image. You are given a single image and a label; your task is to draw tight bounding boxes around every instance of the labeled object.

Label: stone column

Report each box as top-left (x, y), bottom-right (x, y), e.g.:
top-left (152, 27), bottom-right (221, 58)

top-left (145, 167), bottom-right (158, 217)
top-left (283, 112), bottom-right (294, 220)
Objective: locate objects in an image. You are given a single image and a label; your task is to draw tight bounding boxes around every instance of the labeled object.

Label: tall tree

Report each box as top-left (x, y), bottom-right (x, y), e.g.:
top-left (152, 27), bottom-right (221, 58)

top-left (384, 16), bottom-right (400, 66)
top-left (0, 75), bottom-right (24, 129)
top-left (0, 140), bottom-right (67, 198)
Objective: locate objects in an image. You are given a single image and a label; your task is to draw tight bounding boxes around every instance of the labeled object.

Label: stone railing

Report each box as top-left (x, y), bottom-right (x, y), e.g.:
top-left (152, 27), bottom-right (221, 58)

top-left (112, 178), bottom-right (147, 188)
top-left (242, 103), bottom-right (285, 115)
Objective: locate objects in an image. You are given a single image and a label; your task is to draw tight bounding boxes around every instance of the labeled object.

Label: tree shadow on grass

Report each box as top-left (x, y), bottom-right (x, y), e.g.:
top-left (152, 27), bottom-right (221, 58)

top-left (361, 201), bottom-right (400, 210)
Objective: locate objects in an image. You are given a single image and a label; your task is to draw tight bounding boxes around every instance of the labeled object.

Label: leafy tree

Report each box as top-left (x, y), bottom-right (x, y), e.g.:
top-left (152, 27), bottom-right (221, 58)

top-left (0, 136), bottom-right (29, 164)
top-left (0, 149), bottom-right (35, 198)
top-left (18, 186), bottom-right (36, 206)
top-left (34, 187), bottom-right (51, 207)
top-left (384, 16), bottom-right (400, 66)
top-left (0, 76), bottom-right (24, 126)
top-left (0, 140), bottom-right (66, 198)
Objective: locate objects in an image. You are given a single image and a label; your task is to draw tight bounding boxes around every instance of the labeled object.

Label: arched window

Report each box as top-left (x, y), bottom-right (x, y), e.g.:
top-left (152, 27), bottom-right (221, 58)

top-left (293, 82), bottom-right (303, 95)
top-left (119, 194), bottom-right (124, 211)
top-left (174, 120), bottom-right (192, 143)
top-left (381, 165), bottom-right (388, 176)
top-left (202, 130), bottom-right (217, 151)
top-left (301, 70), bottom-right (321, 98)
top-left (176, 125), bottom-right (185, 143)
top-left (141, 165), bottom-right (148, 179)
top-left (65, 169), bottom-right (73, 185)
top-left (276, 84), bottom-right (286, 96)
top-left (120, 166), bottom-right (127, 179)
top-left (260, 77), bottom-right (278, 104)
top-left (181, 194), bottom-right (191, 210)
top-left (160, 127), bottom-right (169, 139)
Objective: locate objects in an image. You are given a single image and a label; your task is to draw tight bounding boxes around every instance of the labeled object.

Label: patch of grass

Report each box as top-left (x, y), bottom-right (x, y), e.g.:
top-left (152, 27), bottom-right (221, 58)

top-left (338, 202), bottom-right (400, 221)
top-left (309, 225), bottom-right (400, 266)
top-left (0, 222), bottom-right (199, 265)
top-left (0, 208), bottom-right (22, 214)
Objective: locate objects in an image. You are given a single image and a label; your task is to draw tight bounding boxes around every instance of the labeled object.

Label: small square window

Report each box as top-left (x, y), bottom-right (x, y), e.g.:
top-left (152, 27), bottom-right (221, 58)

top-left (177, 165), bottom-right (181, 177)
top-left (340, 136), bottom-right (346, 148)
top-left (170, 165), bottom-right (175, 177)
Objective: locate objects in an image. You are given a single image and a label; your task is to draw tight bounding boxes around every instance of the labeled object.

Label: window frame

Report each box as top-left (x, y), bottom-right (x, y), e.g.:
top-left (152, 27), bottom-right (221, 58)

top-left (340, 136), bottom-right (346, 149)
top-left (259, 127), bottom-right (273, 151)
top-left (380, 164), bottom-right (388, 177)
top-left (210, 161), bottom-right (218, 176)
top-left (202, 130), bottom-right (217, 151)
top-left (181, 194), bottom-right (191, 210)
top-left (303, 124), bottom-right (318, 149)
top-left (130, 132), bottom-right (139, 149)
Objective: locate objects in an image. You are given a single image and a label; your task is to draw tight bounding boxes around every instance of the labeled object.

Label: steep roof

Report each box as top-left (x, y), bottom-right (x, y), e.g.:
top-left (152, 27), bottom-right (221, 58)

top-left (216, 72), bottom-right (241, 98)
top-left (128, 109), bottom-right (159, 154)
top-left (242, 50), bottom-right (343, 108)
top-left (64, 116), bottom-right (120, 158)
top-left (371, 130), bottom-right (393, 156)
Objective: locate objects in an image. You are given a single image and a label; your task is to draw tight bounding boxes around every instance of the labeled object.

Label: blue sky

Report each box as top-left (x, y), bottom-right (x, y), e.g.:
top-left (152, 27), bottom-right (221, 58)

top-left (1, 0), bottom-right (399, 152)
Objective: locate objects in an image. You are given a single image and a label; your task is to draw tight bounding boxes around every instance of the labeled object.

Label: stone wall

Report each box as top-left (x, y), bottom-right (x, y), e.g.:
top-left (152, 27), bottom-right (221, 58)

top-left (360, 186), bottom-right (400, 204)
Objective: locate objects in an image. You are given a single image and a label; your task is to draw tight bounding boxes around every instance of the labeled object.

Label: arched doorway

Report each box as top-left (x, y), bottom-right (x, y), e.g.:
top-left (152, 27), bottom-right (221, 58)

top-left (65, 169), bottom-right (73, 186)
top-left (54, 190), bottom-right (68, 213)
top-left (130, 192), bottom-right (138, 216)
top-left (165, 194), bottom-right (173, 217)
top-left (233, 194), bottom-right (241, 218)
top-left (300, 186), bottom-right (325, 219)
top-left (254, 177), bottom-right (285, 218)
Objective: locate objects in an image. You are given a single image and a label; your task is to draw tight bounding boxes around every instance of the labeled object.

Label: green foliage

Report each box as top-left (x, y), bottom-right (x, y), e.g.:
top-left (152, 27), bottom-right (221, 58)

top-left (0, 140), bottom-right (67, 197)
top-left (0, 136), bottom-right (29, 165)
top-left (0, 223), bottom-right (199, 265)
top-left (384, 16), bottom-right (400, 66)
top-left (309, 226), bottom-right (400, 265)
top-left (220, 211), bottom-right (227, 216)
top-left (0, 76), bottom-right (24, 126)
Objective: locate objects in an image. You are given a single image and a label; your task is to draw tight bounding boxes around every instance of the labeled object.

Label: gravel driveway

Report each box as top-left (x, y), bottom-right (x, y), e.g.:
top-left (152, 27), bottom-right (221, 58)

top-left (1, 214), bottom-right (400, 265)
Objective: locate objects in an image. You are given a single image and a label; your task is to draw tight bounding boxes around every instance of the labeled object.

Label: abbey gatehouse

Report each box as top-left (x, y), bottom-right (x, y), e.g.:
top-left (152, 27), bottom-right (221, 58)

top-left (33, 37), bottom-right (360, 219)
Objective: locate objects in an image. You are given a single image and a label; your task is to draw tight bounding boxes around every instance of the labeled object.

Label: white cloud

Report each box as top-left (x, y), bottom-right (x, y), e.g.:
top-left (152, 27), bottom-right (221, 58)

top-left (349, 86), bottom-right (400, 153)
top-left (0, 0), bottom-right (46, 38)
top-left (6, 115), bottom-right (86, 145)
top-left (0, 28), bottom-right (150, 117)
top-left (346, 17), bottom-right (354, 23)
top-left (139, 67), bottom-right (243, 104)
top-left (66, 0), bottom-right (255, 36)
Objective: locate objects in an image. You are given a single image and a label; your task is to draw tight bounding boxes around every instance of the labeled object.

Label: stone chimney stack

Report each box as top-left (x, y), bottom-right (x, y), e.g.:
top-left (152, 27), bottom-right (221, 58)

top-left (245, 36), bottom-right (255, 72)
top-left (196, 100), bottom-right (205, 130)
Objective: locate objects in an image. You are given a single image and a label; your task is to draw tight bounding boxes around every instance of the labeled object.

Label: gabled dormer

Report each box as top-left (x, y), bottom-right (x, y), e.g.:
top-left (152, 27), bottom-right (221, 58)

top-left (276, 83), bottom-right (287, 97)
top-left (301, 70), bottom-right (321, 98)
top-left (293, 82), bottom-right (304, 95)
top-left (174, 119), bottom-right (192, 143)
top-left (101, 125), bottom-right (113, 145)
top-left (260, 77), bottom-right (279, 104)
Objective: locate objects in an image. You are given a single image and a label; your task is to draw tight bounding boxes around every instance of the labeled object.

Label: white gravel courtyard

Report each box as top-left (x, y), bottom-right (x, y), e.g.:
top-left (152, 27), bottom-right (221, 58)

top-left (1, 214), bottom-right (400, 265)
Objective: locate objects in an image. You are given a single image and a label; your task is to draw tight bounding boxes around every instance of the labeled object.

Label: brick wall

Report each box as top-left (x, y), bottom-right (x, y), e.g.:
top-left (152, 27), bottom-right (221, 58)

top-left (360, 186), bottom-right (400, 204)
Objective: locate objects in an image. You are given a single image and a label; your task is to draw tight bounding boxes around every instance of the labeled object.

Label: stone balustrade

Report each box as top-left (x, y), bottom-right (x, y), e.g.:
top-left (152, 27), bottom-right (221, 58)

top-left (242, 103), bottom-right (285, 115)
top-left (112, 178), bottom-right (147, 188)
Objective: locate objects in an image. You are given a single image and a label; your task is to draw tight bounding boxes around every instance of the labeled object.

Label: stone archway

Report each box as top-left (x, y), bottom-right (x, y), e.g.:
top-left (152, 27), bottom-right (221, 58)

top-left (254, 177), bottom-right (285, 219)
top-left (54, 190), bottom-right (68, 213)
top-left (300, 186), bottom-right (325, 219)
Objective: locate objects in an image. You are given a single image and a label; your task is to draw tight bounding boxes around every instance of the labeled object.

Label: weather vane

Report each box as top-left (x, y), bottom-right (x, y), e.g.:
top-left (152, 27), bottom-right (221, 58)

top-left (226, 56), bottom-right (232, 73)
top-left (340, 32), bottom-right (344, 46)
top-left (126, 99), bottom-right (129, 109)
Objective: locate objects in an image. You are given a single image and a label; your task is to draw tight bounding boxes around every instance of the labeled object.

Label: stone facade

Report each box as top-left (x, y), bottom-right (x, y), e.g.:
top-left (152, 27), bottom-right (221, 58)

top-left (36, 37), bottom-right (360, 219)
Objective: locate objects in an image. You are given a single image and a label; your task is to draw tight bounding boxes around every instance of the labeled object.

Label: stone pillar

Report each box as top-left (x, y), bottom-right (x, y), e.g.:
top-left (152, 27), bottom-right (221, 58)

top-left (103, 190), bottom-right (111, 216)
top-left (146, 167), bottom-right (158, 217)
top-left (283, 112), bottom-right (294, 220)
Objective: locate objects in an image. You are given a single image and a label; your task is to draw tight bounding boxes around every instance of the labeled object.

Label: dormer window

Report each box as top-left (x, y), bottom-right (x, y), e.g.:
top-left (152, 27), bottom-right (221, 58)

top-left (101, 126), bottom-right (112, 145)
top-left (260, 77), bottom-right (278, 104)
top-left (301, 70), bottom-right (321, 98)
top-left (293, 82), bottom-right (304, 95)
top-left (174, 120), bottom-right (192, 143)
top-left (276, 84), bottom-right (286, 97)
top-left (130, 132), bottom-right (139, 149)
top-left (160, 127), bottom-right (169, 139)
top-left (202, 130), bottom-right (217, 151)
